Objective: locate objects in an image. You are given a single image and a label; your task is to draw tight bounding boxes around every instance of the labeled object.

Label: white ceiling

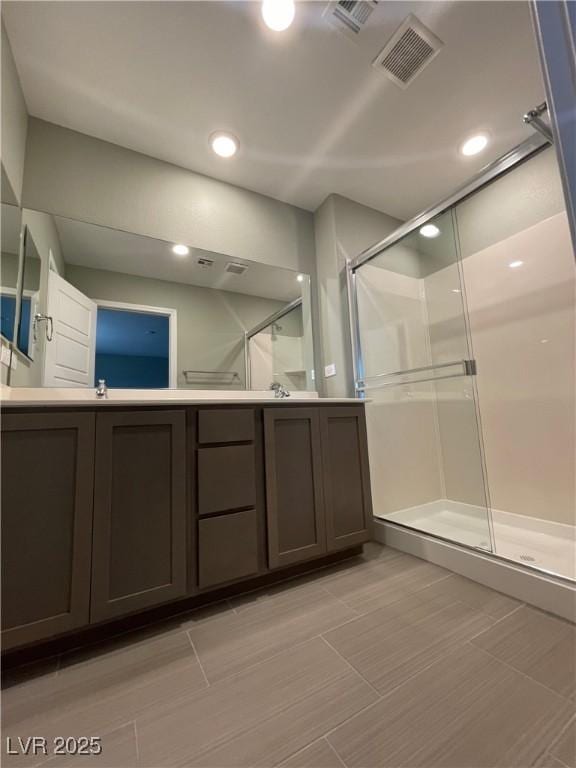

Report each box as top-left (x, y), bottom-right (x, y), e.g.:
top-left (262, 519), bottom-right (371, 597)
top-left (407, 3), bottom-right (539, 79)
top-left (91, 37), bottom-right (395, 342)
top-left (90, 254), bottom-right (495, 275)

top-left (53, 215), bottom-right (303, 302)
top-left (4, 1), bottom-right (545, 219)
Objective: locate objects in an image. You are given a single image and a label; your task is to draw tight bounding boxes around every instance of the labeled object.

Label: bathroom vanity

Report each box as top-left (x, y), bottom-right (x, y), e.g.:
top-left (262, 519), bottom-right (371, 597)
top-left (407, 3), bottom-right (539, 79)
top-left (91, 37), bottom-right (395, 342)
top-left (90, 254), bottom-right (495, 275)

top-left (1, 396), bottom-right (371, 652)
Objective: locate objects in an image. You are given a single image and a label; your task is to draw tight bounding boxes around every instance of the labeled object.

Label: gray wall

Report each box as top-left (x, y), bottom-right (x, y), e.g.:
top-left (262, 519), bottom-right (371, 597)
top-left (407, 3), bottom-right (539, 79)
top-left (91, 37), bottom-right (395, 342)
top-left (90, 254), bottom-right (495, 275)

top-left (66, 264), bottom-right (285, 389)
top-left (314, 194), bottom-right (401, 397)
top-left (1, 22), bottom-right (28, 205)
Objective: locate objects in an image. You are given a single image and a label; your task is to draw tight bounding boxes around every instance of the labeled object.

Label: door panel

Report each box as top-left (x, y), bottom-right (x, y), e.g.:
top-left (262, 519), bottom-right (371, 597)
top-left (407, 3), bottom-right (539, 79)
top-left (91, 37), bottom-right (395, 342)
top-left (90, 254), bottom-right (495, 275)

top-left (320, 407), bottom-right (372, 551)
top-left (91, 410), bottom-right (187, 622)
top-left (1, 412), bottom-right (94, 650)
top-left (264, 408), bottom-right (326, 568)
top-left (44, 271), bottom-right (96, 387)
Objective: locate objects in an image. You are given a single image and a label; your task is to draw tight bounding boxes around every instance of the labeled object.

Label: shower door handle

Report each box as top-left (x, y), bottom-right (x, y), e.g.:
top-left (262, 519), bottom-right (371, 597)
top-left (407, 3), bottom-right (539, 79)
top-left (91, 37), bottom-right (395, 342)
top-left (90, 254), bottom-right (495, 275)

top-left (356, 359), bottom-right (477, 392)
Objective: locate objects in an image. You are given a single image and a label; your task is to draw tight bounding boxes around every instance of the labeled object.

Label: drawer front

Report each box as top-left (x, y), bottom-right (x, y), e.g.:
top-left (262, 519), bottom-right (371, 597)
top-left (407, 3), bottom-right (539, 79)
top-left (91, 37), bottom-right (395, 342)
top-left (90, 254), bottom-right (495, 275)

top-left (198, 509), bottom-right (259, 588)
top-left (198, 444), bottom-right (256, 515)
top-left (198, 409), bottom-right (254, 444)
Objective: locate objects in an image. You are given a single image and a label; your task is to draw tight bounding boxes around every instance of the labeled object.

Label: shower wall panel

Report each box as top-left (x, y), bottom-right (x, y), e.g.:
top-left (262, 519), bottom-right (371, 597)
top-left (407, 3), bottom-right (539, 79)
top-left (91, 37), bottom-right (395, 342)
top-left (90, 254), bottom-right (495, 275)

top-left (461, 210), bottom-right (575, 527)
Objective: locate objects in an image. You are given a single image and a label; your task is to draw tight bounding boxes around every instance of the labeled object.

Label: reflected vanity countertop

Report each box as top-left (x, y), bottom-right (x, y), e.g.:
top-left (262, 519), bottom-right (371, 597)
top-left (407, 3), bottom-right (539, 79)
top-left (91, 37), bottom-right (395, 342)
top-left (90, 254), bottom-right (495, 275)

top-left (0, 387), bottom-right (364, 407)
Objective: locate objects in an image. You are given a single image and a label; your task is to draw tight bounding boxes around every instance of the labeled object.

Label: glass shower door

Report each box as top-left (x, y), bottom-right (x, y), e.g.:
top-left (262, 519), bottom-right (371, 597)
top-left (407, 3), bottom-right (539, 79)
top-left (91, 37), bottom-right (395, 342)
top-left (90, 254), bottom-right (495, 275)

top-left (354, 209), bottom-right (493, 551)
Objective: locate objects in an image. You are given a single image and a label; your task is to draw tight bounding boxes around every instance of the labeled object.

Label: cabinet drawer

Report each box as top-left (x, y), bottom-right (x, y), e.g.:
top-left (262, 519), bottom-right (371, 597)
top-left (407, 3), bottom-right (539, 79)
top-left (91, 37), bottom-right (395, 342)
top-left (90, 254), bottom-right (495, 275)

top-left (198, 445), bottom-right (256, 515)
top-left (198, 409), bottom-right (254, 444)
top-left (198, 509), bottom-right (259, 588)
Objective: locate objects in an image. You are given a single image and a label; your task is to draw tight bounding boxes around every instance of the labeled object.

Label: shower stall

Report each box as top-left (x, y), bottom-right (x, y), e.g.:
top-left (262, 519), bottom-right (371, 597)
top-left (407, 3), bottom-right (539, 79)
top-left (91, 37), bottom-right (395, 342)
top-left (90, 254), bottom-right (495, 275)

top-left (245, 291), bottom-right (315, 392)
top-left (349, 137), bottom-right (575, 583)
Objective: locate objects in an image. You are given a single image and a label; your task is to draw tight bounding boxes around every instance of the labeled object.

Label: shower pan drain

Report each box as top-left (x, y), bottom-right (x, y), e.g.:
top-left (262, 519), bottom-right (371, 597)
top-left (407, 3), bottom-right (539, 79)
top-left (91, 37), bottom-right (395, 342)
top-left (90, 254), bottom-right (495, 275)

top-left (519, 554), bottom-right (537, 563)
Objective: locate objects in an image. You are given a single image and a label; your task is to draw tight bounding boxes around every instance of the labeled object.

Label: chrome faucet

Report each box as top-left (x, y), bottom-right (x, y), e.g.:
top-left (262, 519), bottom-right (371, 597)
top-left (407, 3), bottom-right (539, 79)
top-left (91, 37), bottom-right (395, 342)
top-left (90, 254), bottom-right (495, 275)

top-left (96, 379), bottom-right (108, 399)
top-left (271, 381), bottom-right (290, 399)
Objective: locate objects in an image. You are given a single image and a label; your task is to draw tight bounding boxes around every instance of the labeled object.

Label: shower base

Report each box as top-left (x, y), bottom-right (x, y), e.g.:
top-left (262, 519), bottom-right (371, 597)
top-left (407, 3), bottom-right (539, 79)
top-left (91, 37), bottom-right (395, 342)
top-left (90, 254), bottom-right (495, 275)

top-left (377, 499), bottom-right (575, 581)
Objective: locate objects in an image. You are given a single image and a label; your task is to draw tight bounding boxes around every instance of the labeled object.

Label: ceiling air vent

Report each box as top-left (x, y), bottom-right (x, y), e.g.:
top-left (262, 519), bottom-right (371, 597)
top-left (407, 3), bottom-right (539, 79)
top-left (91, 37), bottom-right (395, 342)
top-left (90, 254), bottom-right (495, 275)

top-left (325, 0), bottom-right (378, 38)
top-left (373, 14), bottom-right (443, 88)
top-left (225, 262), bottom-right (248, 276)
top-left (197, 257), bottom-right (214, 268)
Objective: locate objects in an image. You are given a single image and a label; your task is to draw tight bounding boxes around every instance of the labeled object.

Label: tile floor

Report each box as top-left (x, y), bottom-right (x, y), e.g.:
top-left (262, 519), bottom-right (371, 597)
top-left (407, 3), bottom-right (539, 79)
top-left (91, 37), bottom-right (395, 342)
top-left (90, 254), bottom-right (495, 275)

top-left (1, 545), bottom-right (575, 768)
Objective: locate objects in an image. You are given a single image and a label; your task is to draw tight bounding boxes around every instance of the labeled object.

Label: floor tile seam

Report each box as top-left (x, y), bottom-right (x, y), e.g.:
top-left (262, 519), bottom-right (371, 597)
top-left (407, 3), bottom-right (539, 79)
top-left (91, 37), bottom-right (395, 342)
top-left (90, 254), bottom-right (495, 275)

top-left (186, 593), bottom-right (362, 656)
top-left (181, 630), bottom-right (353, 689)
top-left (185, 633), bottom-right (210, 689)
top-left (320, 596), bottom-right (486, 668)
top-left (2, 654), bottom-right (208, 734)
top-left (156, 660), bottom-right (373, 768)
top-left (545, 712), bottom-right (576, 761)
top-left (321, 561), bottom-right (451, 600)
top-left (463, 641), bottom-right (575, 704)
top-left (275, 736), bottom-right (348, 768)
top-left (52, 624), bottom-right (195, 676)
top-left (324, 736), bottom-right (349, 768)
top-left (466, 603), bottom-right (525, 643)
top-left (319, 636), bottom-right (383, 700)
top-left (319, 633), bottom-right (497, 746)
top-left (132, 720), bottom-right (140, 767)
top-left (321, 573), bottom-right (454, 617)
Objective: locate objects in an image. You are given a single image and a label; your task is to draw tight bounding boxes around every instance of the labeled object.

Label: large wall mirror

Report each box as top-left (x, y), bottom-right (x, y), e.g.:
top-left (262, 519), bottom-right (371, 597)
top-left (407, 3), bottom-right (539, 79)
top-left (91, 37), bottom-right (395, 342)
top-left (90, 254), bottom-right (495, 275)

top-left (2, 204), bottom-right (315, 391)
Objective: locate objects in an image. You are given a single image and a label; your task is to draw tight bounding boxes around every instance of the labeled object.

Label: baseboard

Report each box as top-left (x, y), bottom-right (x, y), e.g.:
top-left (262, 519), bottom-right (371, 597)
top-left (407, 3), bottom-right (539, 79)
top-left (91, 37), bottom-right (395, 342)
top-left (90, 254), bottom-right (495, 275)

top-left (374, 519), bottom-right (576, 623)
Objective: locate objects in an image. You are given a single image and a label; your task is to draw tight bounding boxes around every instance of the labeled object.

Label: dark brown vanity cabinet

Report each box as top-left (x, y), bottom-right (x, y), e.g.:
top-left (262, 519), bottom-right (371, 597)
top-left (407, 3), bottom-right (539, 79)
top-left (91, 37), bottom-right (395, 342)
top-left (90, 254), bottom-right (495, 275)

top-left (264, 406), bottom-right (371, 568)
top-left (1, 402), bottom-right (371, 651)
top-left (1, 412), bottom-right (95, 651)
top-left (91, 410), bottom-right (188, 622)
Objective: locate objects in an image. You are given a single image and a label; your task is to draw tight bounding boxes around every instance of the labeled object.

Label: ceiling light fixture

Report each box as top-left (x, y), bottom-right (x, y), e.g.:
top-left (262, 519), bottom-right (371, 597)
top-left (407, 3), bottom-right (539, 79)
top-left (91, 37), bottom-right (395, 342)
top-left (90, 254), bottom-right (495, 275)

top-left (262, 0), bottom-right (295, 31)
top-left (509, 260), bottom-right (524, 269)
top-left (461, 134), bottom-right (489, 157)
top-left (419, 224), bottom-right (440, 238)
top-left (210, 132), bottom-right (239, 158)
top-left (172, 244), bottom-right (189, 256)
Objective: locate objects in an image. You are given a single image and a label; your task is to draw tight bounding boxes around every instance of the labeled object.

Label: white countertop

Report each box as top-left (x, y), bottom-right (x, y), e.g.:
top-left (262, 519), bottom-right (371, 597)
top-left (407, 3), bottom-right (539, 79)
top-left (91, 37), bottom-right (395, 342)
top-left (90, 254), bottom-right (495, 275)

top-left (0, 386), bottom-right (363, 407)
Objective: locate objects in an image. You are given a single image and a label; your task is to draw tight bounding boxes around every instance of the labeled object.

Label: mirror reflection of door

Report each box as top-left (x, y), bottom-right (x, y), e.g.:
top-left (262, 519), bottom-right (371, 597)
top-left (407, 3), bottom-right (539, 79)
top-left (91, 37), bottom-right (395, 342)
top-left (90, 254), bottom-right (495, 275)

top-left (95, 304), bottom-right (175, 389)
top-left (0, 204), bottom-right (23, 345)
top-left (16, 228), bottom-right (41, 359)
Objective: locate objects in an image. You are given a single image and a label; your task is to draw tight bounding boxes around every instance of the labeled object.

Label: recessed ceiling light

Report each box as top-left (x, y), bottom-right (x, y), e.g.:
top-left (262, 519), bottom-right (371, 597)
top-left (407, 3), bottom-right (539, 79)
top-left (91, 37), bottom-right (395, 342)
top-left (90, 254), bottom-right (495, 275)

top-left (509, 260), bottom-right (524, 269)
top-left (419, 224), bottom-right (440, 238)
top-left (461, 134), bottom-right (489, 157)
top-left (210, 132), bottom-right (239, 158)
top-left (262, 0), bottom-right (295, 31)
top-left (297, 274), bottom-right (304, 283)
top-left (172, 244), bottom-right (189, 256)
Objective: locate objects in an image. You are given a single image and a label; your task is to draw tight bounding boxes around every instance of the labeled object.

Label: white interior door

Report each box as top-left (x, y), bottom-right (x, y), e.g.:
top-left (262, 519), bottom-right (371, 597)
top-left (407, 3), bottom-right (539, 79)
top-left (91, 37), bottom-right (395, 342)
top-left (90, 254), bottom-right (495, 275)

top-left (43, 272), bottom-right (96, 387)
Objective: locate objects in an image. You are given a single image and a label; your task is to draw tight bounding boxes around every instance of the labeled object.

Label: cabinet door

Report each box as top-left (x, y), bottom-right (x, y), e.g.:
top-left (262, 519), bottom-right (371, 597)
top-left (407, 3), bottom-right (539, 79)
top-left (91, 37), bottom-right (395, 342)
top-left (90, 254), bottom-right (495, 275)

top-left (320, 407), bottom-right (372, 551)
top-left (91, 411), bottom-right (187, 622)
top-left (1, 412), bottom-right (95, 650)
top-left (264, 408), bottom-right (326, 568)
